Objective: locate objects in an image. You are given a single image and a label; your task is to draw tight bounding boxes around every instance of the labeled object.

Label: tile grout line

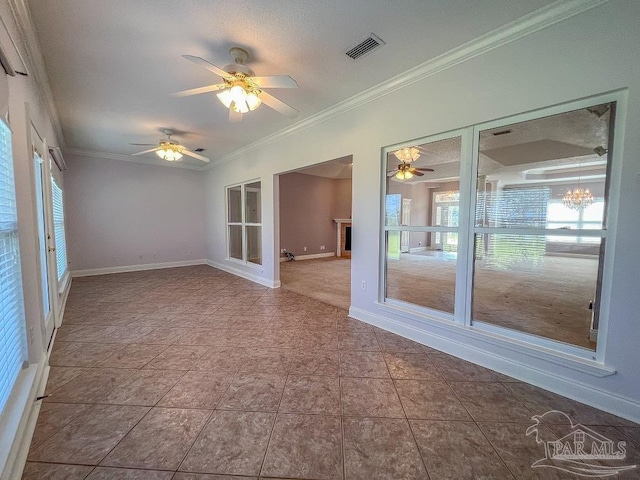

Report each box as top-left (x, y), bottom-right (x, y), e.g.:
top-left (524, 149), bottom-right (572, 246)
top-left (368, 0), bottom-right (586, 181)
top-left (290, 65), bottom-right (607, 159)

top-left (381, 345), bottom-right (432, 480)
top-left (438, 365), bottom-right (520, 479)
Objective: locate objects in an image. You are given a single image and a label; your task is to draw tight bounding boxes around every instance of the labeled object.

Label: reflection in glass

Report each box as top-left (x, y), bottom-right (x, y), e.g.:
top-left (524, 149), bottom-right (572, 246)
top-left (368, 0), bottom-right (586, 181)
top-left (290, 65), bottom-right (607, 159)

top-left (472, 233), bottom-right (599, 349)
top-left (246, 226), bottom-right (262, 265)
top-left (229, 225), bottom-right (243, 260)
top-left (472, 103), bottom-right (613, 350)
top-left (228, 186), bottom-right (242, 223)
top-left (386, 136), bottom-right (461, 228)
top-left (386, 231), bottom-right (456, 314)
top-left (245, 182), bottom-right (261, 223)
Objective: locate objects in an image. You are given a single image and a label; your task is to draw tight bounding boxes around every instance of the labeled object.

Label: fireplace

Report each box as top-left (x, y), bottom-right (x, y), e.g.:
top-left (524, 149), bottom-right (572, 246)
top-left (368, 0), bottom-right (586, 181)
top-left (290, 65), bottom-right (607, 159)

top-left (334, 219), bottom-right (352, 258)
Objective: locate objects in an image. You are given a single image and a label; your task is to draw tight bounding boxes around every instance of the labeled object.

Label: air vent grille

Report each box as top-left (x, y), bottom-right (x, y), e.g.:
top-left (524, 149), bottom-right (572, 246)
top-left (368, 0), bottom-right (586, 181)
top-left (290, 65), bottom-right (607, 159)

top-left (345, 34), bottom-right (385, 60)
top-left (492, 129), bottom-right (512, 136)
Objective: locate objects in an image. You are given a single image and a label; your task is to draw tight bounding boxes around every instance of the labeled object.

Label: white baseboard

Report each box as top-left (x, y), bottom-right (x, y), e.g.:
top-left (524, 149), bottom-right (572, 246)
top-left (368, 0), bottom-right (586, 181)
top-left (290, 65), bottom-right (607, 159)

top-left (279, 252), bottom-right (336, 262)
top-left (0, 361), bottom-right (48, 480)
top-left (206, 260), bottom-right (279, 288)
top-left (71, 259), bottom-right (207, 277)
top-left (348, 306), bottom-right (640, 424)
top-left (409, 246), bottom-right (428, 253)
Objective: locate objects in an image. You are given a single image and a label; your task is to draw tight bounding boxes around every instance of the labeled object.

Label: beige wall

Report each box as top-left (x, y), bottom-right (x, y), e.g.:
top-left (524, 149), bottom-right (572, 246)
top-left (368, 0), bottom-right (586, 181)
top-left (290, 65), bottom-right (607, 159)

top-left (65, 154), bottom-right (207, 271)
top-left (279, 172), bottom-right (351, 257)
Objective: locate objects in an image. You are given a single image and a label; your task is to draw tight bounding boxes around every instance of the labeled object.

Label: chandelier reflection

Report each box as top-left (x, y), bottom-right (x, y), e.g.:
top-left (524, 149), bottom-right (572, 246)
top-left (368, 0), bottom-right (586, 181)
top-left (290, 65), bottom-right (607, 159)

top-left (563, 187), bottom-right (594, 210)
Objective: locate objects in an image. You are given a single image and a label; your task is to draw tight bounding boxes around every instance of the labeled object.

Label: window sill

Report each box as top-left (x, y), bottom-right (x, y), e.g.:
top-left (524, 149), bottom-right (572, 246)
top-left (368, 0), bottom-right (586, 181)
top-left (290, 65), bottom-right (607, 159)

top-left (376, 301), bottom-right (616, 378)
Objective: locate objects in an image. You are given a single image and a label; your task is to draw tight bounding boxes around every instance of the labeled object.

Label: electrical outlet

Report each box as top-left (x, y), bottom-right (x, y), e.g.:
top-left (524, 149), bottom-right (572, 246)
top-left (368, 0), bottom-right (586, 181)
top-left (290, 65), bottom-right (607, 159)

top-left (361, 280), bottom-right (367, 291)
top-left (303, 246), bottom-right (307, 252)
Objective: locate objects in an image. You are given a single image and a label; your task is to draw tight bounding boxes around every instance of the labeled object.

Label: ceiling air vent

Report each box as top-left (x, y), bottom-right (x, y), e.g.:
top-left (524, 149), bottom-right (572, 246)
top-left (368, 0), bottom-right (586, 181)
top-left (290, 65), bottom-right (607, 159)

top-left (345, 34), bottom-right (385, 60)
top-left (492, 129), bottom-right (512, 136)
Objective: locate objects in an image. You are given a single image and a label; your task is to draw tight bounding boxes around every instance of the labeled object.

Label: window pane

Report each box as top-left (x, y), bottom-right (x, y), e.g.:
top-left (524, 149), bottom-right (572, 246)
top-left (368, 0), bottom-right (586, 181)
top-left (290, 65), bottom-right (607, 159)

top-left (476, 103), bottom-right (611, 230)
top-left (246, 226), bottom-right (262, 265)
top-left (386, 231), bottom-right (456, 314)
top-left (228, 225), bottom-right (243, 260)
top-left (386, 136), bottom-right (461, 227)
top-left (227, 186), bottom-right (242, 223)
top-left (472, 233), bottom-right (600, 350)
top-left (0, 119), bottom-right (26, 411)
top-left (51, 177), bottom-right (67, 280)
top-left (245, 181), bottom-right (261, 224)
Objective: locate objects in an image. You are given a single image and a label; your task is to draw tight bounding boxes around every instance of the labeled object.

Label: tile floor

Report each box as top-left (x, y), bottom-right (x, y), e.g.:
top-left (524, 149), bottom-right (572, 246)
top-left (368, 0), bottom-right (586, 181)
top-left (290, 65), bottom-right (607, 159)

top-left (23, 266), bottom-right (640, 479)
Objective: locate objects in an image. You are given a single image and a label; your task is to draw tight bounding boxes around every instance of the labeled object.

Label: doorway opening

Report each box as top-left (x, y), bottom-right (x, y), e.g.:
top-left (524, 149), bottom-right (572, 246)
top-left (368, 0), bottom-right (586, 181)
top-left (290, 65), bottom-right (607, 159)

top-left (276, 155), bottom-right (353, 310)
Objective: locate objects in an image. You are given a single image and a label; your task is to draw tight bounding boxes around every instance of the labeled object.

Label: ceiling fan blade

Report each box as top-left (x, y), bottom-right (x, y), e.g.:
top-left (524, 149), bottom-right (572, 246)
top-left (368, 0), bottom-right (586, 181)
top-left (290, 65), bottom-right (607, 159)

top-left (182, 149), bottom-right (210, 163)
top-left (170, 84), bottom-right (227, 98)
top-left (258, 91), bottom-right (299, 118)
top-left (229, 108), bottom-right (243, 123)
top-left (132, 147), bottom-right (158, 156)
top-left (387, 171), bottom-right (397, 177)
top-left (182, 55), bottom-right (232, 79)
top-left (251, 75), bottom-right (298, 89)
top-left (410, 169), bottom-right (425, 176)
top-left (414, 167), bottom-right (434, 172)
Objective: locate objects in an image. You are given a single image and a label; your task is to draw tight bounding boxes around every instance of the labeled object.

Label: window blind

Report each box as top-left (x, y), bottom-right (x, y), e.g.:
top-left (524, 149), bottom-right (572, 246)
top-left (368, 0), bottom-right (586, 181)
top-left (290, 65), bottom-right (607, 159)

top-left (0, 119), bottom-right (26, 412)
top-left (51, 177), bottom-right (67, 281)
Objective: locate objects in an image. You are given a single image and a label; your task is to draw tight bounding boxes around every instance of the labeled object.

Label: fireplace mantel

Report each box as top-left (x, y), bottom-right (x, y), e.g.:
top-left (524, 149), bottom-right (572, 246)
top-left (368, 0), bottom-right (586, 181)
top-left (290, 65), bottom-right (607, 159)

top-left (334, 219), bottom-right (352, 258)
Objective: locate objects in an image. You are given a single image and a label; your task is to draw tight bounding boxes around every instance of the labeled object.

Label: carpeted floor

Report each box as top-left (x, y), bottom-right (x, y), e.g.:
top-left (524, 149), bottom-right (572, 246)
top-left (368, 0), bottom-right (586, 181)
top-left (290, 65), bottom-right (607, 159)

top-left (281, 254), bottom-right (597, 349)
top-left (280, 257), bottom-right (351, 310)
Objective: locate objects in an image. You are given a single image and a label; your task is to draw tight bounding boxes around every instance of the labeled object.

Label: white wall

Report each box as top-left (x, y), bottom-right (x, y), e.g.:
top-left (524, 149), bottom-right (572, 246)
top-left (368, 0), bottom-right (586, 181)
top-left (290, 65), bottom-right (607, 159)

top-left (204, 0), bottom-right (640, 421)
top-left (65, 154), bottom-right (207, 272)
top-left (0, 0), bottom-right (69, 476)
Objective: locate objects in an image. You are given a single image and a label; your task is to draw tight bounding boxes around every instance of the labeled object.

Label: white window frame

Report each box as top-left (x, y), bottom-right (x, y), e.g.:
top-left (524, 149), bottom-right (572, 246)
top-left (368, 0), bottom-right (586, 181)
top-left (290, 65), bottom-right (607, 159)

top-left (225, 179), bottom-right (262, 267)
top-left (379, 91), bottom-right (624, 365)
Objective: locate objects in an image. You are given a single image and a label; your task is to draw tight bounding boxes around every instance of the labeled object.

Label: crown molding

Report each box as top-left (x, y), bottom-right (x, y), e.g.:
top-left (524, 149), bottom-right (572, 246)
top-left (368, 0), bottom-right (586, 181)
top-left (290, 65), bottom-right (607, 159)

top-left (63, 148), bottom-right (208, 171)
top-left (8, 0), bottom-right (65, 146)
top-left (207, 0), bottom-right (609, 170)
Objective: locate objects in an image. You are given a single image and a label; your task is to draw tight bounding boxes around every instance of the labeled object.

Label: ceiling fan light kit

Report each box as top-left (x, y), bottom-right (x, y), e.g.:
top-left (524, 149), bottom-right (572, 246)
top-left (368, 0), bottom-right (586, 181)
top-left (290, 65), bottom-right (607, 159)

top-left (136, 47), bottom-right (299, 163)
top-left (396, 169), bottom-right (414, 180)
top-left (131, 129), bottom-right (210, 163)
top-left (394, 146), bottom-right (420, 163)
top-left (175, 47), bottom-right (299, 122)
top-left (155, 142), bottom-right (183, 162)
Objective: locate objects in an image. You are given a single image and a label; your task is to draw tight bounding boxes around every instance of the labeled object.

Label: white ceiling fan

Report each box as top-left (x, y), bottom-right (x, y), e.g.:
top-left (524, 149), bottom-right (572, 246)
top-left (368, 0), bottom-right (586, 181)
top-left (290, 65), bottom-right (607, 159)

top-left (172, 47), bottom-right (299, 122)
top-left (130, 129), bottom-right (210, 163)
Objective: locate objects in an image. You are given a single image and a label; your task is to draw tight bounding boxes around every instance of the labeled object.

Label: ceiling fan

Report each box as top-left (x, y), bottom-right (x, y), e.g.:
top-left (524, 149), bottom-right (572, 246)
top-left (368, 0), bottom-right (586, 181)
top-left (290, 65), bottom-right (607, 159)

top-left (130, 129), bottom-right (210, 163)
top-left (387, 162), bottom-right (434, 180)
top-left (172, 47), bottom-right (299, 122)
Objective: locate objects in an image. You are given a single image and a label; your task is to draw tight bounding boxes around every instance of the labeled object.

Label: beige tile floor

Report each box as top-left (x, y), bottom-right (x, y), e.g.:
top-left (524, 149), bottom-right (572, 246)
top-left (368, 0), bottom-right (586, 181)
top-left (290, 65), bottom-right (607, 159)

top-left (23, 265), bottom-right (640, 479)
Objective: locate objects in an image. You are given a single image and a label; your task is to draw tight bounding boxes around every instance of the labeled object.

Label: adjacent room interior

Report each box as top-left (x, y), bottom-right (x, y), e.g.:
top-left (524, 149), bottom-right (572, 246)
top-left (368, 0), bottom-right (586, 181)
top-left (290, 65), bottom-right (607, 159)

top-left (278, 156), bottom-right (353, 309)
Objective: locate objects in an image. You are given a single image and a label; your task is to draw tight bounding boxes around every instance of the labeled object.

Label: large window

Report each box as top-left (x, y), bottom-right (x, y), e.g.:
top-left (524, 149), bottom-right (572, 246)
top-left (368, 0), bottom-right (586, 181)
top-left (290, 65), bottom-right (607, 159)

top-left (0, 119), bottom-right (26, 411)
top-left (384, 134), bottom-right (462, 316)
top-left (381, 96), bottom-right (617, 356)
top-left (51, 176), bottom-right (67, 280)
top-left (226, 180), bottom-right (262, 265)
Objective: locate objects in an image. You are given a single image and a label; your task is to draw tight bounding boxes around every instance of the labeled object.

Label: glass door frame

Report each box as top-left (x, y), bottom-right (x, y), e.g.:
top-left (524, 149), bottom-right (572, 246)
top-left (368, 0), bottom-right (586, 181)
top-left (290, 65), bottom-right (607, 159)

top-left (32, 135), bottom-right (57, 344)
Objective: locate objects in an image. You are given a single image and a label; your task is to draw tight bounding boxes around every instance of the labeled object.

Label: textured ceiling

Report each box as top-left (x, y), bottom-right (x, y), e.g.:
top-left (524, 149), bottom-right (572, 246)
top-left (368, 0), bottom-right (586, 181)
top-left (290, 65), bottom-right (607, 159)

top-left (27, 0), bottom-right (555, 168)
